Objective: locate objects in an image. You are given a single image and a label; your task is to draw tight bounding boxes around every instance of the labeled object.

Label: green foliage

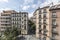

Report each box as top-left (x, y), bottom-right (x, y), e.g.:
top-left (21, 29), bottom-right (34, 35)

top-left (1, 27), bottom-right (19, 40)
top-left (28, 20), bottom-right (36, 34)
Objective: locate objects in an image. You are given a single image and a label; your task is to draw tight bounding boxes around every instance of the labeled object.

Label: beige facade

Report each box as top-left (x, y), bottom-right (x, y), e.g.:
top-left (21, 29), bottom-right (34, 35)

top-left (34, 7), bottom-right (50, 40)
top-left (20, 12), bottom-right (28, 34)
top-left (0, 10), bottom-right (28, 35)
top-left (33, 4), bottom-right (60, 40)
top-left (49, 4), bottom-right (60, 40)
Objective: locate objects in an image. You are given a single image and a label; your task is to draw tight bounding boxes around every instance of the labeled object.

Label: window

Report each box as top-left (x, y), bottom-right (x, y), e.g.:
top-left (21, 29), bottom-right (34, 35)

top-left (43, 19), bottom-right (46, 22)
top-left (43, 21), bottom-right (47, 25)
top-left (43, 9), bottom-right (47, 13)
top-left (12, 14), bottom-right (16, 17)
top-left (17, 18), bottom-right (19, 20)
top-left (24, 19), bottom-right (26, 21)
top-left (39, 25), bottom-right (41, 29)
top-left (53, 28), bottom-right (56, 31)
top-left (39, 10), bottom-right (41, 14)
top-left (39, 37), bottom-right (41, 40)
top-left (52, 19), bottom-right (56, 25)
top-left (20, 19), bottom-right (21, 21)
top-left (39, 25), bottom-right (41, 27)
top-left (24, 25), bottom-right (26, 30)
top-left (1, 27), bottom-right (6, 29)
top-left (20, 26), bottom-right (21, 28)
top-left (39, 30), bottom-right (41, 34)
top-left (24, 15), bottom-right (26, 17)
top-left (22, 22), bottom-right (23, 23)
top-left (52, 11), bottom-right (57, 18)
top-left (43, 13), bottom-right (47, 14)
top-left (43, 37), bottom-right (46, 40)
top-left (1, 14), bottom-right (10, 16)
top-left (39, 15), bottom-right (41, 18)
top-left (39, 19), bottom-right (41, 22)
top-left (52, 34), bottom-right (56, 37)
top-left (39, 25), bottom-right (42, 33)
top-left (43, 14), bottom-right (46, 18)
top-left (43, 25), bottom-right (46, 29)
top-left (52, 11), bottom-right (56, 15)
top-left (16, 14), bottom-right (17, 16)
top-left (22, 25), bottom-right (24, 29)
top-left (16, 17), bottom-right (17, 20)
top-left (39, 21), bottom-right (41, 24)
top-left (1, 24), bottom-right (10, 26)
top-left (22, 18), bottom-right (23, 19)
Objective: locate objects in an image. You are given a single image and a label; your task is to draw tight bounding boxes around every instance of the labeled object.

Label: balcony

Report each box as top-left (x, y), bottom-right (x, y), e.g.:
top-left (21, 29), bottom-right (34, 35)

top-left (51, 37), bottom-right (57, 40)
top-left (52, 25), bottom-right (57, 28)
top-left (39, 28), bottom-right (42, 31)
top-left (1, 22), bottom-right (11, 24)
top-left (39, 22), bottom-right (42, 25)
top-left (21, 28), bottom-right (25, 30)
top-left (1, 29), bottom-right (6, 31)
top-left (43, 22), bottom-right (47, 25)
top-left (52, 24), bottom-right (57, 28)
top-left (39, 30), bottom-right (42, 34)
top-left (1, 19), bottom-right (10, 21)
top-left (39, 15), bottom-right (41, 18)
top-left (52, 29), bottom-right (58, 35)
top-left (43, 29), bottom-right (48, 32)
top-left (43, 9), bottom-right (47, 13)
top-left (52, 15), bottom-right (57, 18)
top-left (43, 33), bottom-right (47, 36)
top-left (43, 16), bottom-right (47, 19)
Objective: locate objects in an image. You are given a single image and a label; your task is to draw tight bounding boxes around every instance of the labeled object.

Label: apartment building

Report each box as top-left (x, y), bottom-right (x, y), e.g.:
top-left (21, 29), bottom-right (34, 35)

top-left (49, 4), bottom-right (60, 40)
top-left (34, 7), bottom-right (50, 40)
top-left (19, 12), bottom-right (28, 34)
top-left (0, 10), bottom-right (12, 35)
top-left (0, 10), bottom-right (28, 35)
top-left (33, 4), bottom-right (60, 40)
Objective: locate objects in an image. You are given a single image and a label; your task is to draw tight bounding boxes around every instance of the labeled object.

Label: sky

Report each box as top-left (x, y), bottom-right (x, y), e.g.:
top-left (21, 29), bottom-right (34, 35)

top-left (0, 0), bottom-right (60, 17)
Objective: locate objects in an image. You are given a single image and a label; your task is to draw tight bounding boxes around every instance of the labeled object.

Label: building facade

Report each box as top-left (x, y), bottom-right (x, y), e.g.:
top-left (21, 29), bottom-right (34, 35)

top-left (49, 4), bottom-right (60, 40)
top-left (33, 4), bottom-right (60, 40)
top-left (0, 10), bottom-right (28, 35)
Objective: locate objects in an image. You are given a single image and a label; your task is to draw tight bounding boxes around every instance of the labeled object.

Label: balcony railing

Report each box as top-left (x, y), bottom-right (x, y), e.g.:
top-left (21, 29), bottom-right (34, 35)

top-left (52, 24), bottom-right (57, 28)
top-left (52, 29), bottom-right (58, 35)
top-left (39, 28), bottom-right (42, 31)
top-left (43, 22), bottom-right (47, 25)
top-left (52, 25), bottom-right (57, 28)
top-left (52, 15), bottom-right (57, 18)
top-left (39, 22), bottom-right (42, 25)
top-left (51, 36), bottom-right (58, 40)
top-left (43, 33), bottom-right (47, 36)
top-left (51, 37), bottom-right (56, 40)
top-left (43, 29), bottom-right (48, 32)
top-left (43, 16), bottom-right (47, 19)
top-left (39, 30), bottom-right (42, 34)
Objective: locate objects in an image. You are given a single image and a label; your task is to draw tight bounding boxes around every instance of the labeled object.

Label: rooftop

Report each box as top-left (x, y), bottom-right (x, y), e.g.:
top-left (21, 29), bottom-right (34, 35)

top-left (50, 4), bottom-right (60, 11)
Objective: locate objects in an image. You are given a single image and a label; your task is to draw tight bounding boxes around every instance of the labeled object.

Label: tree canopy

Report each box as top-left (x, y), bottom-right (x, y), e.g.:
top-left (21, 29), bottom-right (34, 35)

top-left (1, 27), bottom-right (20, 40)
top-left (28, 20), bottom-right (36, 34)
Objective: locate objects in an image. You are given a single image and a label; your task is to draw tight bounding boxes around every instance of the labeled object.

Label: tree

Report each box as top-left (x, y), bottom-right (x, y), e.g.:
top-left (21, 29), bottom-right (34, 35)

top-left (28, 20), bottom-right (36, 34)
top-left (2, 27), bottom-right (20, 40)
